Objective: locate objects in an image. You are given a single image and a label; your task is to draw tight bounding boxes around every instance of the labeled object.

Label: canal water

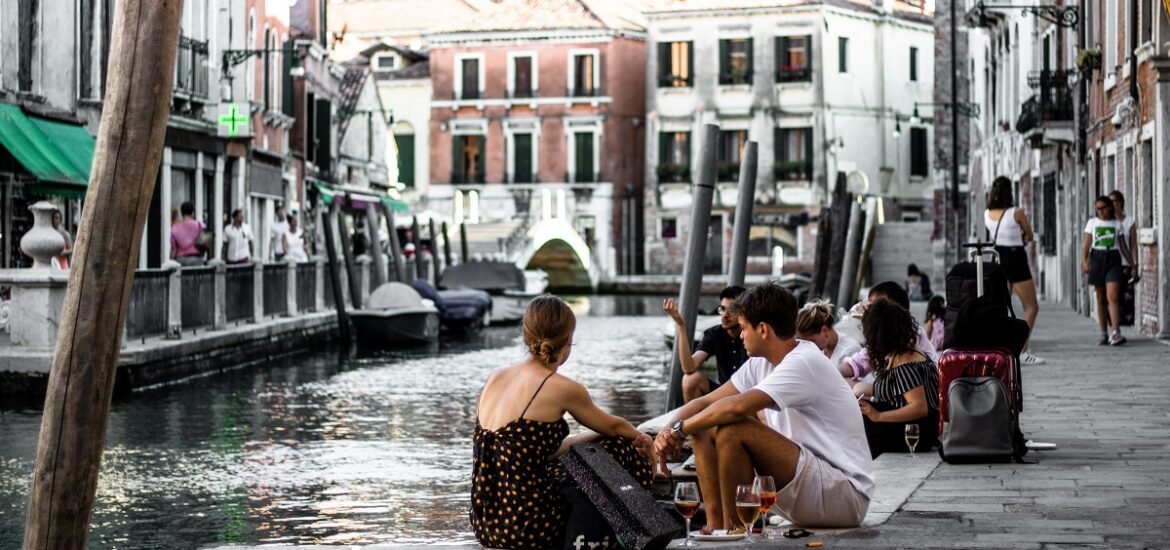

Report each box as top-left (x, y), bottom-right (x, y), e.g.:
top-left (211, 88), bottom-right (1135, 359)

top-left (0, 295), bottom-right (715, 549)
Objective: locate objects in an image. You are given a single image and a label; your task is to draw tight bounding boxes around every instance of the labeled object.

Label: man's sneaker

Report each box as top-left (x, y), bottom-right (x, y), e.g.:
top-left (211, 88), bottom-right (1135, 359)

top-left (1020, 352), bottom-right (1046, 365)
top-left (1109, 331), bottom-right (1127, 346)
top-left (1097, 333), bottom-right (1110, 346)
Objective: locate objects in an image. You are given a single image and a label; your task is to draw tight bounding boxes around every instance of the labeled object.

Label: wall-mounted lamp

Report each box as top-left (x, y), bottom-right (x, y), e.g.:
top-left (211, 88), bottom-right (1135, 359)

top-left (893, 119), bottom-right (902, 139)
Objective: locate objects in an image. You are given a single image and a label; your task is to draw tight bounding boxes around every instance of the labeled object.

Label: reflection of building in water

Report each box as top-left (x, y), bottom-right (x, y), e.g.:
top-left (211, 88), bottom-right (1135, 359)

top-left (642, 0), bottom-right (936, 276)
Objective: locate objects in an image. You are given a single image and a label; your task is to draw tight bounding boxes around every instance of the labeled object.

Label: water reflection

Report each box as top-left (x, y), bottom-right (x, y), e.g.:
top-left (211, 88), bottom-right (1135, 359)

top-left (0, 295), bottom-right (694, 549)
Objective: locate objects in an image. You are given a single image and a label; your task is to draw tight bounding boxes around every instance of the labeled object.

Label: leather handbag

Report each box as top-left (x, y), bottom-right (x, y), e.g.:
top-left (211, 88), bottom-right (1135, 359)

top-left (559, 443), bottom-right (682, 550)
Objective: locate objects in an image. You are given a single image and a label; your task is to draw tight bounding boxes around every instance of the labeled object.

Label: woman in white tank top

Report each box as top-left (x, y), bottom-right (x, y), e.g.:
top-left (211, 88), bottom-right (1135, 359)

top-left (985, 177), bottom-right (1044, 365)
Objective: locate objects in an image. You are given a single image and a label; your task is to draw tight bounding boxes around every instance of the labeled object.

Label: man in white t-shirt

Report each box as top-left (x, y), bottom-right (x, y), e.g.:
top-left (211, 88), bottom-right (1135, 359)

top-left (655, 283), bottom-right (873, 530)
top-left (270, 205), bottom-right (290, 261)
top-left (222, 209), bottom-right (254, 264)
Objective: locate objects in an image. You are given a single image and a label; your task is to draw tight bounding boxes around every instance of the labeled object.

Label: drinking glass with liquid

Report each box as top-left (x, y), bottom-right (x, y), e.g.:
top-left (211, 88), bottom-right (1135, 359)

top-left (674, 482), bottom-right (700, 546)
top-left (753, 475), bottom-right (776, 537)
top-left (905, 423), bottom-right (921, 457)
top-left (734, 484), bottom-right (761, 545)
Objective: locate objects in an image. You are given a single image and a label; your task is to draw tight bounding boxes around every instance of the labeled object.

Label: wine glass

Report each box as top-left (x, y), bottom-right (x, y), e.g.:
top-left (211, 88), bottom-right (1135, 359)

top-left (753, 476), bottom-right (776, 538)
top-left (734, 484), bottom-right (761, 545)
top-left (674, 482), bottom-right (700, 546)
top-left (905, 423), bottom-right (921, 457)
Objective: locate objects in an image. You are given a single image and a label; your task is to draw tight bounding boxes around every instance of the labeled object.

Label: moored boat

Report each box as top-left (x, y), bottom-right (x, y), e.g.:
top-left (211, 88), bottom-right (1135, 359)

top-left (350, 282), bottom-right (440, 346)
top-left (438, 261), bottom-right (548, 324)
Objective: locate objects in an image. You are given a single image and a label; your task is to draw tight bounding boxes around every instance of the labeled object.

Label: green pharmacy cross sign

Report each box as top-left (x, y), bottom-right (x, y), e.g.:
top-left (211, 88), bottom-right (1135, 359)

top-left (218, 103), bottom-right (250, 137)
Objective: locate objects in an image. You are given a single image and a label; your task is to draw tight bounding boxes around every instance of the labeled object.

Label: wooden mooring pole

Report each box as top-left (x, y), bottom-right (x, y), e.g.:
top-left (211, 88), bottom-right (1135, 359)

top-left (22, 2), bottom-right (182, 548)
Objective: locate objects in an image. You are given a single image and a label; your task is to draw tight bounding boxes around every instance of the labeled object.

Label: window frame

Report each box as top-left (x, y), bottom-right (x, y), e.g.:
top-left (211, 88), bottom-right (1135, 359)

top-left (454, 52), bottom-right (486, 100)
top-left (838, 36), bottom-right (849, 74)
top-left (774, 126), bottom-right (814, 182)
top-left (507, 51), bottom-right (539, 99)
top-left (657, 40), bottom-right (694, 88)
top-left (718, 37), bottom-right (754, 85)
top-left (775, 35), bottom-right (812, 83)
top-left (909, 127), bottom-right (929, 178)
top-left (372, 53), bottom-right (399, 73)
top-left (909, 46), bottom-right (919, 82)
top-left (568, 48), bottom-right (601, 97)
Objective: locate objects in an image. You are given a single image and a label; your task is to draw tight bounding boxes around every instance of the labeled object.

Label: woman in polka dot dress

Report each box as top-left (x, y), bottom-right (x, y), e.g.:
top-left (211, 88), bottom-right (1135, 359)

top-left (472, 296), bottom-right (657, 550)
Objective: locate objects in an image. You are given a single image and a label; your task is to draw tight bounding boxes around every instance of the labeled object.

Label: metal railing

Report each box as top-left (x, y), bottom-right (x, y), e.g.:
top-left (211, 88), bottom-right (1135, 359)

top-left (296, 262), bottom-right (317, 312)
top-left (569, 86), bottom-right (598, 98)
top-left (126, 270), bottom-right (170, 339)
top-left (180, 266), bottom-right (215, 329)
top-left (262, 263), bottom-right (288, 317)
top-left (776, 66), bottom-right (811, 83)
top-left (225, 264), bottom-right (254, 322)
top-left (1017, 70), bottom-right (1074, 133)
top-left (174, 35), bottom-right (210, 99)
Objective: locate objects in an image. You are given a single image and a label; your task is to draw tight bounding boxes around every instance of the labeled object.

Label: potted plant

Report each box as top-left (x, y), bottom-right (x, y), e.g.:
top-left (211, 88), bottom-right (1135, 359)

top-left (656, 163), bottom-right (690, 183)
top-left (717, 162), bottom-right (741, 181)
top-left (773, 160), bottom-right (810, 181)
top-left (1077, 48), bottom-right (1101, 72)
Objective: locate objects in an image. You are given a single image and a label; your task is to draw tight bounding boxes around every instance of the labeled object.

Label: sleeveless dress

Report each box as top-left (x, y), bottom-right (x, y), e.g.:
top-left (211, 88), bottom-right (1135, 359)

top-left (471, 373), bottom-right (652, 550)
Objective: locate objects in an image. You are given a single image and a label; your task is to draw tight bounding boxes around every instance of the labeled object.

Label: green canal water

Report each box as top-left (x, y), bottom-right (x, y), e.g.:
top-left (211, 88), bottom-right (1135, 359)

top-left (0, 295), bottom-right (706, 549)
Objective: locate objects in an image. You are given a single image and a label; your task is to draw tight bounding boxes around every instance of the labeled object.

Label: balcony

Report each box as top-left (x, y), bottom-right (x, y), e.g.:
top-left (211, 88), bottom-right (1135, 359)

top-left (773, 160), bottom-right (812, 182)
top-left (658, 75), bottom-right (692, 88)
top-left (776, 65), bottom-right (812, 83)
top-left (718, 69), bottom-right (752, 86)
top-left (569, 86), bottom-right (599, 98)
top-left (507, 88), bottom-right (535, 99)
top-left (656, 163), bottom-right (691, 183)
top-left (173, 35), bottom-right (209, 100)
top-left (453, 88), bottom-right (483, 101)
top-left (1016, 70), bottom-right (1074, 146)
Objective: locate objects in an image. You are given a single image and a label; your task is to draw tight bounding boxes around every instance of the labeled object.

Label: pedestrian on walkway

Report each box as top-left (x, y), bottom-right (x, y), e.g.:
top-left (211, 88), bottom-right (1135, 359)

top-left (283, 215), bottom-right (309, 262)
top-left (924, 295), bottom-right (946, 351)
top-left (796, 299), bottom-right (862, 367)
top-left (858, 299), bottom-right (940, 458)
top-left (170, 201), bottom-right (206, 266)
top-left (270, 205), bottom-right (289, 262)
top-left (1082, 196), bottom-right (1136, 346)
top-left (50, 209), bottom-right (73, 270)
top-left (985, 177), bottom-right (1045, 365)
top-left (662, 285), bottom-right (748, 404)
top-left (904, 264), bottom-right (932, 301)
top-left (223, 209), bottom-right (254, 264)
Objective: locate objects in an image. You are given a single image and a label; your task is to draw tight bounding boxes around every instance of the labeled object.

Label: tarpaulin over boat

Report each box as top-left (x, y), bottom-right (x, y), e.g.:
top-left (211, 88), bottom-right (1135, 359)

top-left (439, 261), bottom-right (525, 292)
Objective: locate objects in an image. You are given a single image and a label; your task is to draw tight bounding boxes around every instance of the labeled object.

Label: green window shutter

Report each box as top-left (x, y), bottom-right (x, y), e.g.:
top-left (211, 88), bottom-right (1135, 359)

top-left (315, 98), bottom-right (331, 173)
top-left (746, 38), bottom-right (754, 81)
top-left (514, 133), bottom-right (532, 183)
top-left (575, 132), bottom-right (593, 182)
top-left (910, 128), bottom-right (928, 177)
top-left (282, 40), bottom-right (294, 117)
top-left (397, 134), bottom-right (415, 187)
top-left (804, 127), bottom-right (813, 176)
top-left (775, 127), bottom-right (784, 162)
top-left (686, 42), bottom-right (694, 86)
top-left (476, 135), bottom-right (485, 183)
top-left (683, 132), bottom-right (691, 168)
top-left (718, 40), bottom-right (729, 84)
top-left (658, 42), bottom-right (671, 86)
top-left (658, 132), bottom-right (671, 166)
top-left (806, 35), bottom-right (813, 76)
top-left (452, 135), bottom-right (463, 183)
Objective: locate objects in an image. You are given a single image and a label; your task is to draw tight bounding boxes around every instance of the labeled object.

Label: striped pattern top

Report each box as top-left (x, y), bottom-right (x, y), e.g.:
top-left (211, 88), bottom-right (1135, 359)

top-left (874, 359), bottom-right (940, 412)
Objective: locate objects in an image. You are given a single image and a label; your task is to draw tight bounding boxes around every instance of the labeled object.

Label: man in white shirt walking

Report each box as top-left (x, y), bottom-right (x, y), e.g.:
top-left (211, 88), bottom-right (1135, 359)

top-left (655, 283), bottom-right (873, 529)
top-left (223, 209), bottom-right (254, 264)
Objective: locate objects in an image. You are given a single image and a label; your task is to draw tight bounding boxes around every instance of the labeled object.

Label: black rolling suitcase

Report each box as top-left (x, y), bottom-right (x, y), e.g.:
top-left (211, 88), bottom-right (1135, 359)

top-left (940, 243), bottom-right (1017, 351)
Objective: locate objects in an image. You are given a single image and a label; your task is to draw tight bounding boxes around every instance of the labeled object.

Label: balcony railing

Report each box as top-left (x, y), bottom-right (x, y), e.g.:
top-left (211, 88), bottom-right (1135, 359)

top-left (569, 86), bottom-right (598, 98)
top-left (180, 266), bottom-right (216, 329)
top-left (174, 35), bottom-right (209, 99)
top-left (507, 88), bottom-right (535, 99)
top-left (776, 66), bottom-right (812, 83)
top-left (225, 264), bottom-right (255, 323)
top-left (656, 163), bottom-right (691, 183)
top-left (126, 270), bottom-right (171, 339)
top-left (718, 70), bottom-right (752, 86)
top-left (658, 75), bottom-right (692, 88)
top-left (1016, 71), bottom-right (1073, 133)
top-left (262, 263), bottom-right (289, 317)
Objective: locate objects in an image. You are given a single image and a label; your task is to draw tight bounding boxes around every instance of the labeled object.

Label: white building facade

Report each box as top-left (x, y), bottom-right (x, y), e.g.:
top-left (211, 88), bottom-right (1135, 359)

top-left (642, 0), bottom-right (936, 275)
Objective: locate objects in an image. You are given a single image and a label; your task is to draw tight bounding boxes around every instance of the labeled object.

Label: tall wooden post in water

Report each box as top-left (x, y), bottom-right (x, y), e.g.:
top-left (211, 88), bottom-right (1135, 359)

top-left (728, 142), bottom-right (758, 287)
top-left (23, 2), bottom-right (182, 548)
top-left (667, 124), bottom-right (718, 411)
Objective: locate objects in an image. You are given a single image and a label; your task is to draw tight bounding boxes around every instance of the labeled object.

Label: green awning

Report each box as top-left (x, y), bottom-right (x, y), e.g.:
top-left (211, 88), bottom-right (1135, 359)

top-left (0, 104), bottom-right (95, 194)
top-left (312, 180), bottom-right (409, 213)
top-left (381, 195), bottom-right (409, 213)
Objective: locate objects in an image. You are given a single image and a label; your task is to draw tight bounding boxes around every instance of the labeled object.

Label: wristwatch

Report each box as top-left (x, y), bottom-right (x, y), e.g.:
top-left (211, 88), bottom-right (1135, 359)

top-left (670, 419), bottom-right (687, 441)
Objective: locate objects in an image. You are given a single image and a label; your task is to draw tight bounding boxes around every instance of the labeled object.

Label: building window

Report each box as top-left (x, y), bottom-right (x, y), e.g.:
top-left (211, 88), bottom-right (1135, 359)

top-left (661, 216), bottom-right (678, 239)
top-left (512, 133), bottom-right (534, 183)
top-left (910, 127), bottom-right (928, 178)
top-left (1141, 140), bottom-right (1155, 227)
top-left (453, 135), bottom-right (485, 183)
top-left (1141, 0), bottom-right (1153, 44)
top-left (774, 127), bottom-right (812, 181)
top-left (657, 41), bottom-right (693, 87)
top-left (570, 52), bottom-right (597, 97)
top-left (457, 55), bottom-right (482, 100)
top-left (719, 38), bottom-right (753, 85)
top-left (838, 36), bottom-right (849, 73)
top-left (510, 55), bottom-right (535, 98)
top-left (1041, 174), bottom-right (1057, 254)
top-left (573, 132), bottom-right (595, 182)
top-left (657, 131), bottom-right (691, 182)
top-left (373, 54), bottom-right (398, 73)
top-left (717, 129), bottom-right (747, 181)
top-left (909, 47), bottom-right (919, 81)
top-left (397, 134), bottom-right (415, 187)
top-left (1105, 0), bottom-right (1117, 73)
top-left (776, 35), bottom-right (811, 82)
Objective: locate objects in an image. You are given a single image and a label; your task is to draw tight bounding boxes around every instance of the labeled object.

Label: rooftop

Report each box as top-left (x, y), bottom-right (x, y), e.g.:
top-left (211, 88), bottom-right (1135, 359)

top-left (429, 0), bottom-right (649, 35)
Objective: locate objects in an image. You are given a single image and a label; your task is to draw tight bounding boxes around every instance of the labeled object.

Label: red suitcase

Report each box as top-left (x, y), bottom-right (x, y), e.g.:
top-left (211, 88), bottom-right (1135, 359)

top-left (937, 348), bottom-right (1021, 434)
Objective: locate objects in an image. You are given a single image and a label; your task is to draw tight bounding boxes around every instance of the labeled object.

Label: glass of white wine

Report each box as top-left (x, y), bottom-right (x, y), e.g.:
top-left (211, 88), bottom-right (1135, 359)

top-left (734, 484), bottom-right (761, 545)
top-left (905, 423), bottom-right (921, 457)
top-left (674, 482), bottom-right (700, 547)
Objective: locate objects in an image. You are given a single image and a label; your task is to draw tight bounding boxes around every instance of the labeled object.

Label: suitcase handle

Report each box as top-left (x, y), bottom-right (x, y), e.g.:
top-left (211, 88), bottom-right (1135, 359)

top-left (962, 242), bottom-right (999, 297)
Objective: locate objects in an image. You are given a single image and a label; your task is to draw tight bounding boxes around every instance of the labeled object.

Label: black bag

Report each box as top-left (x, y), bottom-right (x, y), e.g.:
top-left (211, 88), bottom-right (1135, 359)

top-left (951, 295), bottom-right (1030, 357)
top-left (560, 485), bottom-right (618, 550)
top-left (941, 248), bottom-right (1014, 351)
top-left (939, 376), bottom-right (1021, 463)
top-left (1121, 281), bottom-right (1136, 327)
top-left (559, 443), bottom-right (683, 550)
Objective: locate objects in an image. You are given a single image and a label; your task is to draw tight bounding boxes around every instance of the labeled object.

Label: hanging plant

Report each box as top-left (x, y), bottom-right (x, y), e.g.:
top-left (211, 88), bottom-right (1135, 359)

top-left (1077, 48), bottom-right (1101, 72)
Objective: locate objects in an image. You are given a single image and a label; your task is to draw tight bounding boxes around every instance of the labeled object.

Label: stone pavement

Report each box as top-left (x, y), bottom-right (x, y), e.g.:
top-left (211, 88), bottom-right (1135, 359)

top-left (210, 302), bottom-right (1170, 550)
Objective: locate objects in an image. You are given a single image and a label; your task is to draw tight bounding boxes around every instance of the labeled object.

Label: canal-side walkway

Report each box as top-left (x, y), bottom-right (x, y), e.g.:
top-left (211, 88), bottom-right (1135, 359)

top-left (209, 301), bottom-right (1170, 549)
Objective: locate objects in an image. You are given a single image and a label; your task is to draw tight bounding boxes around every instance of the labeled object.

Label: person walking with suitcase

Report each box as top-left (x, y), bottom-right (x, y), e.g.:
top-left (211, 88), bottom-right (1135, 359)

top-left (984, 177), bottom-right (1044, 365)
top-left (1082, 196), bottom-right (1137, 346)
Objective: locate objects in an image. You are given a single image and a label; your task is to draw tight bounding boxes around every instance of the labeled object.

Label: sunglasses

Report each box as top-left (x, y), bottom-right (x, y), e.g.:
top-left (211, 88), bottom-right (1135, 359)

top-left (716, 305), bottom-right (728, 314)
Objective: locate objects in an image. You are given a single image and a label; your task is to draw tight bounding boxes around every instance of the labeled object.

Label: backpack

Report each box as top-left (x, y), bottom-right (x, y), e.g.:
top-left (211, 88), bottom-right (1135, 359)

top-left (939, 376), bottom-right (1025, 462)
top-left (941, 260), bottom-right (1013, 350)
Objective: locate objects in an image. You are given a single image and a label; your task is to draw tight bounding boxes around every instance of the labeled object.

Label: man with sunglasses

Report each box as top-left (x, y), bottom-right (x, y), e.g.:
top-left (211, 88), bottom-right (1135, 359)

top-left (663, 285), bottom-right (748, 403)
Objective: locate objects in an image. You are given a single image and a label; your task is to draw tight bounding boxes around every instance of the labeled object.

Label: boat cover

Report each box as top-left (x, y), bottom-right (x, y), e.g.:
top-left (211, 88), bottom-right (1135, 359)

top-left (411, 279), bottom-right (491, 323)
top-left (439, 261), bottom-right (525, 292)
top-left (368, 282), bottom-right (427, 310)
